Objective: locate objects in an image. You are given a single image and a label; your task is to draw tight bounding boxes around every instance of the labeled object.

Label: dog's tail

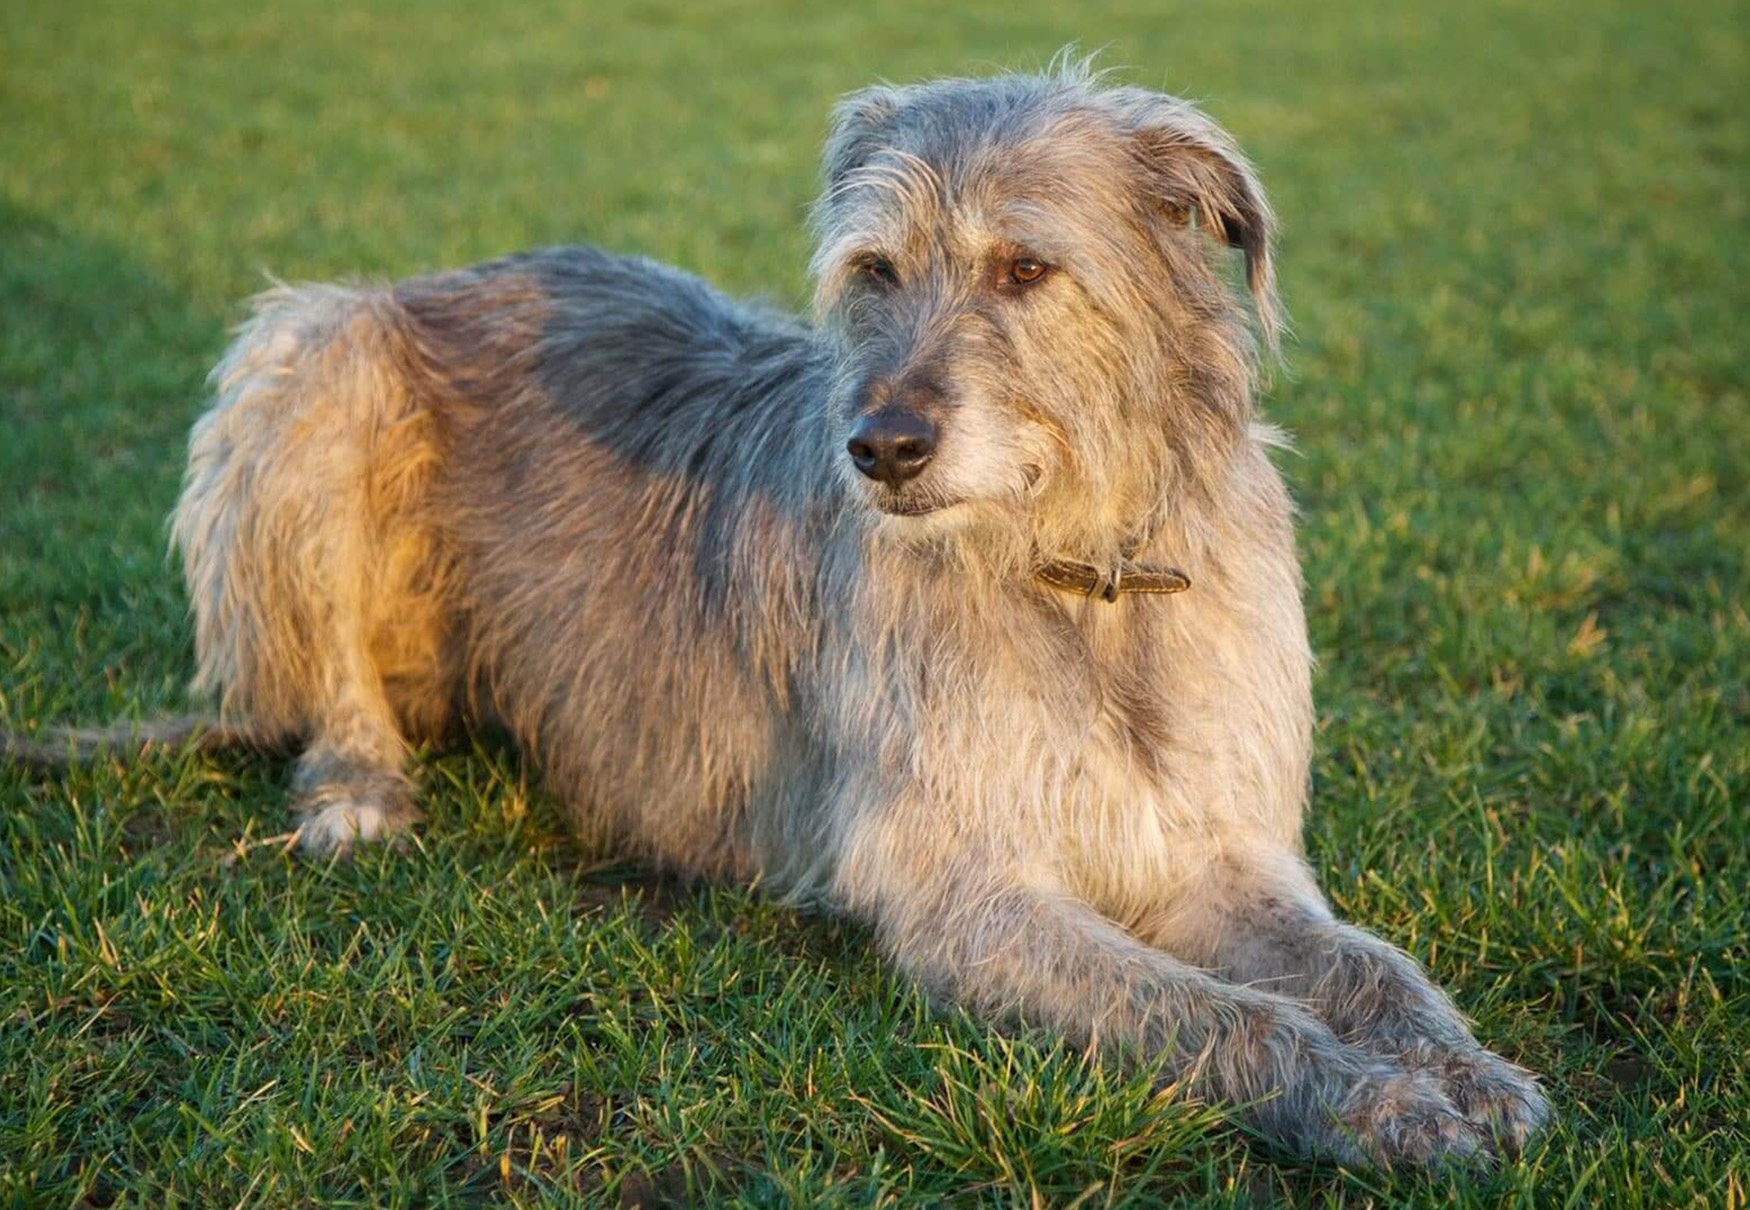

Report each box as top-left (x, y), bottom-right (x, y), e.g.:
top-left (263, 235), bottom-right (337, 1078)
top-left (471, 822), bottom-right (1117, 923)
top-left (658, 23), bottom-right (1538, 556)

top-left (1, 714), bottom-right (288, 774)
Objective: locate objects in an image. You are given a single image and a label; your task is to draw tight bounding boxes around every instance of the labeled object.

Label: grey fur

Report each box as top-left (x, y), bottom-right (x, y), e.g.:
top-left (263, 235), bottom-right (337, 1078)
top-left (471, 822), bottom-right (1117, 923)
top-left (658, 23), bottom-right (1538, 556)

top-left (42, 59), bottom-right (1551, 1167)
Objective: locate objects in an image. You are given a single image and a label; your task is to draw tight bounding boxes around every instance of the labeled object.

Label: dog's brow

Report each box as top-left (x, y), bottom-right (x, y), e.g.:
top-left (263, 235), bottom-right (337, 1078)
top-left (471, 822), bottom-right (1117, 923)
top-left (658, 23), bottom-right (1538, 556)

top-left (811, 232), bottom-right (908, 289)
top-left (988, 221), bottom-right (1074, 266)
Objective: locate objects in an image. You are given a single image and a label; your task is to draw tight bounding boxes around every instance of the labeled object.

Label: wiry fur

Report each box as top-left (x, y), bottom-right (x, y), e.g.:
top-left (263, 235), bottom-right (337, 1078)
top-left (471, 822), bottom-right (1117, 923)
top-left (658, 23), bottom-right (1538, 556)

top-left (16, 60), bottom-right (1548, 1167)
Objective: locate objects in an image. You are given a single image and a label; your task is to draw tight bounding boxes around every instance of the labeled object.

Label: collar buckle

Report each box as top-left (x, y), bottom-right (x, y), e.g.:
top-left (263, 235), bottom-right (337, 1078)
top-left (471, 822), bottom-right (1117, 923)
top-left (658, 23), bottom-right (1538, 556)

top-left (1034, 557), bottom-right (1192, 602)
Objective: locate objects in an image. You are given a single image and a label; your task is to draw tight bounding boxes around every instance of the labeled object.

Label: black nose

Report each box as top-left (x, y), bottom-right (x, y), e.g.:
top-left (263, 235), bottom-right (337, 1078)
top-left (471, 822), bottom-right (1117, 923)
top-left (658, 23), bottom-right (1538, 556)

top-left (846, 409), bottom-right (937, 486)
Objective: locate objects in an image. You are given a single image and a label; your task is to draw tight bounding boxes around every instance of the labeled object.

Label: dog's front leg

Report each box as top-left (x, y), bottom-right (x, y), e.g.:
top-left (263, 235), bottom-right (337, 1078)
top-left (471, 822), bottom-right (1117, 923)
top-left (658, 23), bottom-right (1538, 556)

top-left (1150, 851), bottom-right (1550, 1154)
top-left (838, 835), bottom-right (1486, 1168)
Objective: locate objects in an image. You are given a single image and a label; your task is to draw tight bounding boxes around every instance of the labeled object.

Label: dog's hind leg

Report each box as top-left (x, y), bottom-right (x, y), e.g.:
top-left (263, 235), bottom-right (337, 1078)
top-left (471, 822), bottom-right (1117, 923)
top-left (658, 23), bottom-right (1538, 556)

top-left (174, 283), bottom-right (456, 856)
top-left (284, 689), bottom-right (421, 856)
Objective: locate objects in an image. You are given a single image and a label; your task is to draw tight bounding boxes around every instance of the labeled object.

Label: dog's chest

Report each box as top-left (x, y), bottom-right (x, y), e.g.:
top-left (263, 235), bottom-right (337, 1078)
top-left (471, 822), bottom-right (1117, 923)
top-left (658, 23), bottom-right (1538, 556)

top-left (1048, 690), bottom-right (1215, 919)
top-left (1037, 597), bottom-right (1281, 917)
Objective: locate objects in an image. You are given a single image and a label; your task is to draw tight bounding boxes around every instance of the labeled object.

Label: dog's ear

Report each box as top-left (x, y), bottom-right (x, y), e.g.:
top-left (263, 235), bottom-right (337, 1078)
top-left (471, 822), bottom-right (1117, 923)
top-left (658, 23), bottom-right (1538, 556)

top-left (822, 85), bottom-right (903, 192)
top-left (1120, 92), bottom-right (1282, 354)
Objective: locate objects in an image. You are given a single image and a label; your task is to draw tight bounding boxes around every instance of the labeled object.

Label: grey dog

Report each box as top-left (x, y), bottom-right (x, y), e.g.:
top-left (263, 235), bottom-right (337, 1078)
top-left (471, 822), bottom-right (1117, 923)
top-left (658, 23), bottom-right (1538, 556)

top-left (9, 61), bottom-right (1549, 1167)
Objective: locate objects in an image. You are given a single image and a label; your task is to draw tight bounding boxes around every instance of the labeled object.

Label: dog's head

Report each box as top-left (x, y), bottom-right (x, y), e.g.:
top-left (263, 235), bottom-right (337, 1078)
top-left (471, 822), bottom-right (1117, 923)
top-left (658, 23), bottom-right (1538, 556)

top-left (810, 59), bottom-right (1280, 555)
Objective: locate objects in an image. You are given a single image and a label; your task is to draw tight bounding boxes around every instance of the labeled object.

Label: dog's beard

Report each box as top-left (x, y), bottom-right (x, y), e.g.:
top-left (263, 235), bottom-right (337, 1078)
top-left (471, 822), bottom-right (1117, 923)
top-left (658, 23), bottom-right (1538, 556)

top-left (856, 471), bottom-right (1045, 566)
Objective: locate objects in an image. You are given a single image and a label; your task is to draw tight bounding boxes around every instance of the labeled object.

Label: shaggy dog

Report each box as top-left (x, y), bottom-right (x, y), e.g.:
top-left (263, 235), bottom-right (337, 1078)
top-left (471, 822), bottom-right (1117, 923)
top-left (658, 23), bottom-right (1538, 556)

top-left (7, 62), bottom-right (1548, 1167)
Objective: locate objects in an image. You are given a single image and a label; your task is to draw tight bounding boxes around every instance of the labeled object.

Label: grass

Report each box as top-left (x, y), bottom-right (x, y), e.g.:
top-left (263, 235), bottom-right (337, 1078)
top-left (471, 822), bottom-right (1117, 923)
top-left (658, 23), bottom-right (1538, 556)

top-left (1, 0), bottom-right (1746, 1204)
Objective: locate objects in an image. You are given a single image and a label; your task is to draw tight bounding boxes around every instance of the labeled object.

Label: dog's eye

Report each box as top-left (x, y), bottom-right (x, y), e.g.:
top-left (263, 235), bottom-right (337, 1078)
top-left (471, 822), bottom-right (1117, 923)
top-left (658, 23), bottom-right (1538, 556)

top-left (1005, 257), bottom-right (1049, 287)
top-left (855, 255), bottom-right (899, 288)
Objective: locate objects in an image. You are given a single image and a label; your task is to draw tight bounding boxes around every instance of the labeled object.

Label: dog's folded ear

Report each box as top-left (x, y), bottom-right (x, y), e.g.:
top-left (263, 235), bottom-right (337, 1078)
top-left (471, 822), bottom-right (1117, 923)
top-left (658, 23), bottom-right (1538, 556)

top-left (822, 85), bottom-right (904, 192)
top-left (1116, 91), bottom-right (1283, 354)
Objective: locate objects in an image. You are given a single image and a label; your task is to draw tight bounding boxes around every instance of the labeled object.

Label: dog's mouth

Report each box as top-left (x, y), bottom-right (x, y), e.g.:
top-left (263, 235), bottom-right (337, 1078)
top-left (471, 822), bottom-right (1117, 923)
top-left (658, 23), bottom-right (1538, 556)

top-left (876, 496), bottom-right (958, 517)
top-left (864, 466), bottom-right (1043, 519)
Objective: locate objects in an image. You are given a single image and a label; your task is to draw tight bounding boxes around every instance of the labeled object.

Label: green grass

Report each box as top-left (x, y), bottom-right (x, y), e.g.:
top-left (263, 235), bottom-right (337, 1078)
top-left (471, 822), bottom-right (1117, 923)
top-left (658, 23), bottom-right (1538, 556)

top-left (2, 0), bottom-right (1746, 1204)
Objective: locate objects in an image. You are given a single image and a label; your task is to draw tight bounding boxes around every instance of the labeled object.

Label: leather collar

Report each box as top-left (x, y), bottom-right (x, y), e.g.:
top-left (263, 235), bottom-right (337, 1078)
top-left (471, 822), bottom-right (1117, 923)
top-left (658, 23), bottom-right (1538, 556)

top-left (1035, 557), bottom-right (1192, 603)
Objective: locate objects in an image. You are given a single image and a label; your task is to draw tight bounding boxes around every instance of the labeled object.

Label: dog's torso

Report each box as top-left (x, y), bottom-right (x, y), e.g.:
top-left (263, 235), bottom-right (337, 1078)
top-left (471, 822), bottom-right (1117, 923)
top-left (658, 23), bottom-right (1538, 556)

top-left (381, 247), bottom-right (1312, 923)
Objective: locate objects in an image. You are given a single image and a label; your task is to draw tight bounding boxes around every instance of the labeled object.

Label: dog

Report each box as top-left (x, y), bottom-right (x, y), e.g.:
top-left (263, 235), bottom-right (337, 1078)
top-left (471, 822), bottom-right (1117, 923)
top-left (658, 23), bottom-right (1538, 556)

top-left (6, 60), bottom-right (1548, 1168)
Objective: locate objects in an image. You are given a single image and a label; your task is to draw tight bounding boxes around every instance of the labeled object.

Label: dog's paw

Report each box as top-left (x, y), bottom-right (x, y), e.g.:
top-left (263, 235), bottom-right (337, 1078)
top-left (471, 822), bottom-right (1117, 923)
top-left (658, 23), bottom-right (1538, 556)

top-left (1419, 1046), bottom-right (1550, 1155)
top-left (292, 785), bottom-right (419, 857)
top-left (1324, 1064), bottom-right (1488, 1170)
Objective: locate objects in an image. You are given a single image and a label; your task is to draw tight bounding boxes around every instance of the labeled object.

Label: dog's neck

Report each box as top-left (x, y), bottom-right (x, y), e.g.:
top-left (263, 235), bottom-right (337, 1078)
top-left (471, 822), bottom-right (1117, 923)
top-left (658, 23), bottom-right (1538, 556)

top-left (1028, 435), bottom-right (1245, 573)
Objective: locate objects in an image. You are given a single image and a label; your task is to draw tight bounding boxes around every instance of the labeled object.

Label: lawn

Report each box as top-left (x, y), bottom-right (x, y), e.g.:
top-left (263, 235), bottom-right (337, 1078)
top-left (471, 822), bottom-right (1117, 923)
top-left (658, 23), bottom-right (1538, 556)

top-left (2, 0), bottom-right (1746, 1205)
